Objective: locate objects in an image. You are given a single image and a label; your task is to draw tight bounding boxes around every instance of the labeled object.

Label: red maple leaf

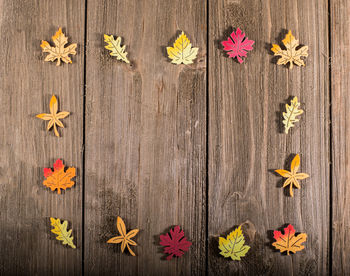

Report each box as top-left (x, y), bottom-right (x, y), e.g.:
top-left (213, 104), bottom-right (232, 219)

top-left (159, 226), bottom-right (192, 260)
top-left (221, 28), bottom-right (254, 63)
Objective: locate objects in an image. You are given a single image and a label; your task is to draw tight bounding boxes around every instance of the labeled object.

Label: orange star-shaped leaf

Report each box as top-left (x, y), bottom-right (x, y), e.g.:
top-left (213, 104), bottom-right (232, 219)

top-left (275, 154), bottom-right (309, 197)
top-left (107, 216), bottom-right (139, 256)
top-left (43, 159), bottom-right (76, 194)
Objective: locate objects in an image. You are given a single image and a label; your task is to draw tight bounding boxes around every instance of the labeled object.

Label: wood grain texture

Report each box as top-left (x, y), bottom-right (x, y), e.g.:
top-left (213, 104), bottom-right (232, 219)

top-left (330, 0), bottom-right (350, 274)
top-left (0, 0), bottom-right (85, 275)
top-left (208, 0), bottom-right (329, 275)
top-left (84, 0), bottom-right (206, 275)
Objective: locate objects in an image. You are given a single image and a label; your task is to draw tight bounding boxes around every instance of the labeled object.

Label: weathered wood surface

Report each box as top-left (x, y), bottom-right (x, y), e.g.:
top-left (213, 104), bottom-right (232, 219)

top-left (208, 0), bottom-right (329, 275)
top-left (2, 0), bottom-right (350, 275)
top-left (330, 0), bottom-right (350, 275)
top-left (0, 0), bottom-right (85, 275)
top-left (84, 0), bottom-right (206, 275)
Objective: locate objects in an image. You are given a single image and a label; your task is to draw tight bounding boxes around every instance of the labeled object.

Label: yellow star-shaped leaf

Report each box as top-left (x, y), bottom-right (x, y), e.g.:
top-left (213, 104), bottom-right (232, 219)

top-left (36, 95), bottom-right (70, 137)
top-left (107, 216), bottom-right (139, 256)
top-left (271, 30), bottom-right (308, 69)
top-left (40, 28), bottom-right (77, 66)
top-left (275, 154), bottom-right (309, 197)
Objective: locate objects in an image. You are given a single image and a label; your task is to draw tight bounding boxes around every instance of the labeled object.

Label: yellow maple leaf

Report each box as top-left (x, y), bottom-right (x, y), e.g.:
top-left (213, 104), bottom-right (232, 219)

top-left (107, 216), bottom-right (139, 256)
top-left (275, 154), bottom-right (309, 197)
top-left (272, 224), bottom-right (307, 255)
top-left (271, 30), bottom-right (308, 69)
top-left (50, 217), bottom-right (76, 249)
top-left (43, 159), bottom-right (76, 194)
top-left (283, 96), bottom-right (303, 134)
top-left (36, 95), bottom-right (69, 137)
top-left (104, 34), bottom-right (130, 63)
top-left (40, 28), bottom-right (77, 66)
top-left (218, 226), bottom-right (250, 261)
top-left (167, 31), bottom-right (199, 65)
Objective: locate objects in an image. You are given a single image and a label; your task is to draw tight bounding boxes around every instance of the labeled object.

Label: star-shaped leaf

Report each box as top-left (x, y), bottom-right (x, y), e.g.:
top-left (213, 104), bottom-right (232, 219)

top-left (40, 28), bottom-right (77, 66)
top-left (271, 30), bottom-right (308, 69)
top-left (107, 216), bottom-right (139, 256)
top-left (36, 95), bottom-right (70, 137)
top-left (167, 31), bottom-right (199, 65)
top-left (275, 154), bottom-right (309, 197)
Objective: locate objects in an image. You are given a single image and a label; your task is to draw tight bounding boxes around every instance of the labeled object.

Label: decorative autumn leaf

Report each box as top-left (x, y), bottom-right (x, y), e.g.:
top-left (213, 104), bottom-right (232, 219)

top-left (104, 34), bottom-right (130, 63)
top-left (218, 225), bottom-right (250, 260)
top-left (107, 216), bottom-right (139, 256)
top-left (272, 224), bottom-right (307, 255)
top-left (167, 31), bottom-right (199, 65)
top-left (43, 159), bottom-right (76, 194)
top-left (159, 225), bottom-right (192, 260)
top-left (36, 95), bottom-right (70, 137)
top-left (221, 28), bottom-right (255, 64)
top-left (50, 217), bottom-right (76, 249)
top-left (275, 154), bottom-right (309, 197)
top-left (283, 96), bottom-right (304, 134)
top-left (271, 30), bottom-right (308, 69)
top-left (40, 28), bottom-right (77, 66)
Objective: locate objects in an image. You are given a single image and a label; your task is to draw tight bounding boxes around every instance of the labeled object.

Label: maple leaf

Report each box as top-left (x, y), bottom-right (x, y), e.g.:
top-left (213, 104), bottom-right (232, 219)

top-left (159, 225), bottom-right (192, 260)
top-left (272, 224), bottom-right (307, 255)
top-left (50, 217), bottom-right (76, 249)
top-left (40, 28), bottom-right (77, 66)
top-left (283, 96), bottom-right (303, 134)
top-left (104, 34), bottom-right (130, 63)
top-left (221, 28), bottom-right (254, 64)
top-left (107, 216), bottom-right (139, 256)
top-left (36, 95), bottom-right (70, 137)
top-left (218, 225), bottom-right (250, 260)
top-left (43, 159), bottom-right (76, 194)
top-left (271, 30), bottom-right (308, 69)
top-left (275, 154), bottom-right (309, 197)
top-left (167, 31), bottom-right (199, 65)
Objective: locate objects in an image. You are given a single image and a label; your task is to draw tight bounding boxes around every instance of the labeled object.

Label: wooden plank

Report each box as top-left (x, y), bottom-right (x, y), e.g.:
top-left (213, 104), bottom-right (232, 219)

top-left (0, 0), bottom-right (85, 274)
top-left (84, 0), bottom-right (207, 274)
top-left (208, 0), bottom-right (329, 274)
top-left (330, 0), bottom-right (350, 274)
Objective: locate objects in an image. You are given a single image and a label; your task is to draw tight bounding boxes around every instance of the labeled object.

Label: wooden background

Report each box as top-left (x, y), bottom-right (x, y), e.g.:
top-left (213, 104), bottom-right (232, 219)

top-left (0, 0), bottom-right (348, 275)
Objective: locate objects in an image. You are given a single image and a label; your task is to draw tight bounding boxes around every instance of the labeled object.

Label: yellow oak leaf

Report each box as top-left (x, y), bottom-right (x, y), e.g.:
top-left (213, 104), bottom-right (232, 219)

top-left (272, 224), bottom-right (307, 255)
top-left (107, 216), bottom-right (139, 256)
top-left (271, 30), bottom-right (308, 69)
top-left (218, 226), bottom-right (250, 260)
top-left (43, 159), bottom-right (76, 194)
top-left (104, 34), bottom-right (130, 63)
top-left (40, 28), bottom-right (77, 66)
top-left (283, 96), bottom-right (303, 134)
top-left (50, 217), bottom-right (76, 249)
top-left (167, 31), bottom-right (199, 65)
top-left (36, 95), bottom-right (69, 137)
top-left (275, 154), bottom-right (309, 197)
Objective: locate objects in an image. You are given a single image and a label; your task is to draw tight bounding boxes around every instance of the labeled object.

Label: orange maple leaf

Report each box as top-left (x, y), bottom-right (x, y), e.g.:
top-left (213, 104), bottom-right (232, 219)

top-left (272, 224), bottom-right (307, 255)
top-left (43, 159), bottom-right (76, 194)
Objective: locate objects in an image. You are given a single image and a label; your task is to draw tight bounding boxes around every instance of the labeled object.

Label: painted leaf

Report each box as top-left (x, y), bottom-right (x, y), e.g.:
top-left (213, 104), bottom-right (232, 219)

top-left (275, 154), bottom-right (309, 197)
top-left (271, 30), bottom-right (308, 69)
top-left (221, 28), bottom-right (254, 64)
top-left (50, 217), bottom-right (76, 249)
top-left (218, 226), bottom-right (250, 260)
top-left (272, 224), bottom-right (307, 255)
top-left (36, 95), bottom-right (70, 137)
top-left (40, 28), bottom-right (77, 66)
top-left (107, 216), bottom-right (139, 256)
top-left (283, 96), bottom-right (303, 134)
top-left (104, 34), bottom-right (130, 63)
top-left (43, 159), bottom-right (76, 194)
top-left (160, 225), bottom-right (192, 260)
top-left (167, 31), bottom-right (199, 65)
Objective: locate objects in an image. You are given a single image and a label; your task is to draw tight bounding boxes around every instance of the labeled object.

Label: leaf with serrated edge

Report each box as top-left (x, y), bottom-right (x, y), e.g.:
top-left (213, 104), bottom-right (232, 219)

top-left (104, 34), bottom-right (130, 63)
top-left (167, 31), bottom-right (199, 65)
top-left (218, 226), bottom-right (250, 261)
top-left (50, 217), bottom-right (76, 249)
top-left (283, 97), bottom-right (303, 134)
